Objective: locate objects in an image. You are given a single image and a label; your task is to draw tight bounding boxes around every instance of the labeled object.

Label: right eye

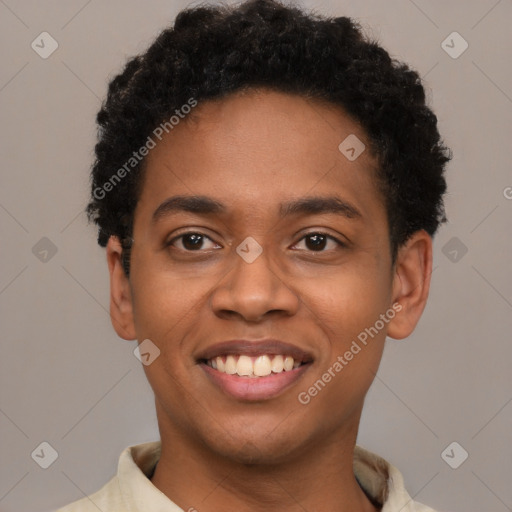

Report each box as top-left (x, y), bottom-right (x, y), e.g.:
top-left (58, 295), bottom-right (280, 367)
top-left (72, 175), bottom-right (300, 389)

top-left (166, 232), bottom-right (222, 252)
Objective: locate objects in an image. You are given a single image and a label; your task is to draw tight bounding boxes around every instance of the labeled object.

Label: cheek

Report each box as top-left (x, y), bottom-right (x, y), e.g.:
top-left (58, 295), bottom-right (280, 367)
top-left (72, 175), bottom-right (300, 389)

top-left (129, 260), bottom-right (210, 343)
top-left (129, 269), bottom-right (209, 396)
top-left (305, 262), bottom-right (391, 341)
top-left (297, 272), bottom-right (388, 422)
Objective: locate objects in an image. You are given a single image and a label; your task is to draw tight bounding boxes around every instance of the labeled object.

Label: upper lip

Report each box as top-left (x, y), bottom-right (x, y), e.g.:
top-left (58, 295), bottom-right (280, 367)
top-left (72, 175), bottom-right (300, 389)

top-left (197, 339), bottom-right (314, 363)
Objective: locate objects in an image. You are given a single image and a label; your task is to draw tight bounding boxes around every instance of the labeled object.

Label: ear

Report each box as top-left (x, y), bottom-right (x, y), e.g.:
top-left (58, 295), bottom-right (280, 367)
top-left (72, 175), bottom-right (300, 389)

top-left (386, 230), bottom-right (433, 340)
top-left (106, 236), bottom-right (137, 340)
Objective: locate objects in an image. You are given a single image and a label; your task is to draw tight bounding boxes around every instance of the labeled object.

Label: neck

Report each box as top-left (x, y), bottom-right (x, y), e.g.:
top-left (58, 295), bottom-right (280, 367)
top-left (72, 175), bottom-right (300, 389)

top-left (150, 405), bottom-right (380, 512)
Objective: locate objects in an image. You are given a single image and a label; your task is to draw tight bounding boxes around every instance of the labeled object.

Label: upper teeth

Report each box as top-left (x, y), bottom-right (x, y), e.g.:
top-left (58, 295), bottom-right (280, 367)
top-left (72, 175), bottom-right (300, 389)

top-left (207, 354), bottom-right (301, 377)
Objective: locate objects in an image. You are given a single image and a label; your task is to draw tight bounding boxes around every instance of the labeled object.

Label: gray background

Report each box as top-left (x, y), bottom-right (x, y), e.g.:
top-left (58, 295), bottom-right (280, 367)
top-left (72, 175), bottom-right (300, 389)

top-left (1, 0), bottom-right (511, 511)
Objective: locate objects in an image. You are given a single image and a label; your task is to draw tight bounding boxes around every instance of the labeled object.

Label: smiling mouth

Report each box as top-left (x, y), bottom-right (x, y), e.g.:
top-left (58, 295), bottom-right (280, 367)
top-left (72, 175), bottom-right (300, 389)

top-left (202, 354), bottom-right (307, 378)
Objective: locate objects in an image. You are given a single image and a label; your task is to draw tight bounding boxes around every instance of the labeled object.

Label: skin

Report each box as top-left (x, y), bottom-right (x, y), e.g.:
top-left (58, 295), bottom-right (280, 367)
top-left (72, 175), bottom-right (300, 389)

top-left (106, 88), bottom-right (432, 512)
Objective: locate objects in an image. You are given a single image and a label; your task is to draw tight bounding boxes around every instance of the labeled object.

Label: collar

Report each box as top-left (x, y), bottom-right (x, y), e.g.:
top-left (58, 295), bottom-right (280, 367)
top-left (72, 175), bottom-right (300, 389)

top-left (117, 441), bottom-right (429, 512)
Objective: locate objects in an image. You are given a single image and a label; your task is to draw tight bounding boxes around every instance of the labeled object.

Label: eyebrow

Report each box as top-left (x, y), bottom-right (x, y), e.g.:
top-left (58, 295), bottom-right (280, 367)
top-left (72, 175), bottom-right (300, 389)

top-left (151, 194), bottom-right (363, 223)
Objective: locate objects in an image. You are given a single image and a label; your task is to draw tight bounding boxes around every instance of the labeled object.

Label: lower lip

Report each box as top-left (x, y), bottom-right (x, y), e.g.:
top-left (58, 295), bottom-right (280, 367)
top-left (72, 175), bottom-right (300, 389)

top-left (200, 362), bottom-right (311, 401)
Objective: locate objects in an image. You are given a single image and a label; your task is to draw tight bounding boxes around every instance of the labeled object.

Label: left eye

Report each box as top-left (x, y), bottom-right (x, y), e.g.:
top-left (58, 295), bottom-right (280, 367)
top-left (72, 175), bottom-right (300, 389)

top-left (292, 233), bottom-right (344, 252)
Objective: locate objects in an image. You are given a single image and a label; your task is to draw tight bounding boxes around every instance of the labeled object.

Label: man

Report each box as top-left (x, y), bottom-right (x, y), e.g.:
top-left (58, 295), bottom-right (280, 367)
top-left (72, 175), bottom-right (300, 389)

top-left (57, 0), bottom-right (451, 510)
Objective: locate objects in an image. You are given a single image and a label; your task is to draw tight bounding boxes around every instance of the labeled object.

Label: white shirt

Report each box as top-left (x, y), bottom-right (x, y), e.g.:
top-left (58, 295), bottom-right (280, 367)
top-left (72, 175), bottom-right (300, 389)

top-left (56, 441), bottom-right (439, 511)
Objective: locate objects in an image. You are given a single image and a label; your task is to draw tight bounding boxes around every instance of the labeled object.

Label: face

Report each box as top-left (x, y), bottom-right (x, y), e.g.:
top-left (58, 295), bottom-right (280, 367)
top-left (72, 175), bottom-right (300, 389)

top-left (108, 89), bottom-right (430, 464)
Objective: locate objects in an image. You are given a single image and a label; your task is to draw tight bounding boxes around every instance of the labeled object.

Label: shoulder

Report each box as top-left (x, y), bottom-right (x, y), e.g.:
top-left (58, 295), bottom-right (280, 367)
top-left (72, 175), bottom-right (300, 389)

top-left (56, 441), bottom-right (161, 512)
top-left (55, 474), bottom-right (123, 511)
top-left (55, 441), bottom-right (161, 512)
top-left (354, 445), bottom-right (443, 512)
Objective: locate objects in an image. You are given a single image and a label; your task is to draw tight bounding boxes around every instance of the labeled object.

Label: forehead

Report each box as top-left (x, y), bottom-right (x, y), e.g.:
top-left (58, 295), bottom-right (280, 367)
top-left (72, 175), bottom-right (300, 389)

top-left (137, 89), bottom-right (384, 223)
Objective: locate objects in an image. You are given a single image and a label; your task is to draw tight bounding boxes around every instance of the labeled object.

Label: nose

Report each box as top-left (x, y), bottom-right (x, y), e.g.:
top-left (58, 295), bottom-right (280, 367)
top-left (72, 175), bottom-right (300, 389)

top-left (210, 243), bottom-right (300, 323)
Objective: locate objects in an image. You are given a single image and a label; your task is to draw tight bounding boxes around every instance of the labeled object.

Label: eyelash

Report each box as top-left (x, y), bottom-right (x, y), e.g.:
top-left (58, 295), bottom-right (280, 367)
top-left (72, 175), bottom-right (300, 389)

top-left (165, 231), bottom-right (347, 254)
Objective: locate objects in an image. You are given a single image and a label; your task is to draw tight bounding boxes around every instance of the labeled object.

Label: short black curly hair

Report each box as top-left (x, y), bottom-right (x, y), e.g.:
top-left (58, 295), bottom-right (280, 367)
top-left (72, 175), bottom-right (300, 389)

top-left (87, 0), bottom-right (451, 273)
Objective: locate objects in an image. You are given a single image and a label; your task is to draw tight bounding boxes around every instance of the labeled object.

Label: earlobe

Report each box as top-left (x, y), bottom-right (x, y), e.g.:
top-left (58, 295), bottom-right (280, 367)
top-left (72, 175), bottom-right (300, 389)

top-left (386, 230), bottom-right (433, 340)
top-left (106, 236), bottom-right (137, 340)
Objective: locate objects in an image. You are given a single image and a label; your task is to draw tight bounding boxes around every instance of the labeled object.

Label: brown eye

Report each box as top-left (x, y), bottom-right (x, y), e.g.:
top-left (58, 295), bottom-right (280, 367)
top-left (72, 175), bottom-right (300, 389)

top-left (293, 232), bottom-right (345, 252)
top-left (305, 234), bottom-right (328, 251)
top-left (182, 233), bottom-right (205, 250)
top-left (167, 232), bottom-right (220, 252)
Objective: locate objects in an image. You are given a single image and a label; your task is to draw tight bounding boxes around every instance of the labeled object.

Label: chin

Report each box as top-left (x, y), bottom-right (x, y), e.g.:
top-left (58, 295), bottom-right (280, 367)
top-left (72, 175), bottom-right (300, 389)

top-left (202, 422), bottom-right (309, 466)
